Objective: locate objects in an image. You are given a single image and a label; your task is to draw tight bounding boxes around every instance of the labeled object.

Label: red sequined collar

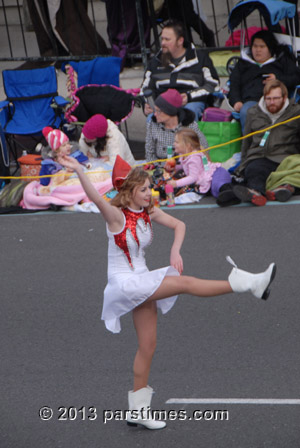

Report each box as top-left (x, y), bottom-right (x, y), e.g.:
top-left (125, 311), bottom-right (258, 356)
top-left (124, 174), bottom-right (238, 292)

top-left (114, 208), bottom-right (152, 268)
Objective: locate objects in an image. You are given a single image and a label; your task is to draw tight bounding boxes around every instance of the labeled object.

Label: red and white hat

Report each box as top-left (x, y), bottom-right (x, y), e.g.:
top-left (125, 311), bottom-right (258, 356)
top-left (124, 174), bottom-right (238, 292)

top-left (112, 155), bottom-right (132, 190)
top-left (42, 126), bottom-right (69, 152)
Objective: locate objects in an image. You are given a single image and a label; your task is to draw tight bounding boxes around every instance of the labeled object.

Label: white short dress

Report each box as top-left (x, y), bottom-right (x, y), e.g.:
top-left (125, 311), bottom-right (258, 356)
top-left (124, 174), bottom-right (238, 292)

top-left (101, 207), bottom-right (179, 333)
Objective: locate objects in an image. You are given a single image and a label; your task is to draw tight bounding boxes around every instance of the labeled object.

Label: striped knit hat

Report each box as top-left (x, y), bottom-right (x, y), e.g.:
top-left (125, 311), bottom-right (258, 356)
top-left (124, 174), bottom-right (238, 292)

top-left (42, 127), bottom-right (69, 152)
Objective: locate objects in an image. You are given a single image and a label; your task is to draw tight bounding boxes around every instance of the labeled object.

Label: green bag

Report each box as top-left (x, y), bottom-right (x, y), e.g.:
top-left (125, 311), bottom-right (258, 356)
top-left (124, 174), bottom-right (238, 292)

top-left (198, 121), bottom-right (242, 162)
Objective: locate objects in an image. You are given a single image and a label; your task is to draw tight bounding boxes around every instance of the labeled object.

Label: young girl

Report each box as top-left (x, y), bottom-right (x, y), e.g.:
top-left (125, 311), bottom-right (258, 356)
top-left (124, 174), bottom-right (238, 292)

top-left (167, 128), bottom-right (232, 199)
top-left (40, 127), bottom-right (90, 186)
top-left (58, 154), bottom-right (276, 430)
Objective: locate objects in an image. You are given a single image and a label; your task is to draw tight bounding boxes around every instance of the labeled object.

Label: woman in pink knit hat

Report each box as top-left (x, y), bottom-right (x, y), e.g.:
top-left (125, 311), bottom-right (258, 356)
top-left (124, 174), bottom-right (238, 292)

top-left (79, 114), bottom-right (135, 166)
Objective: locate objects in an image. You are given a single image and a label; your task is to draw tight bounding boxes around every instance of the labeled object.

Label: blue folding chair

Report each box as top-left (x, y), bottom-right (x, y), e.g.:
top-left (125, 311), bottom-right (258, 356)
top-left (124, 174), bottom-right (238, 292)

top-left (0, 66), bottom-right (68, 170)
top-left (63, 56), bottom-right (122, 87)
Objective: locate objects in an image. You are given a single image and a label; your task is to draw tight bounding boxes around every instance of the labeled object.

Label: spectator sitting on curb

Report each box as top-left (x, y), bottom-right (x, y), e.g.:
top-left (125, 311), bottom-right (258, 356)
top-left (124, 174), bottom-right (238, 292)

top-left (79, 114), bottom-right (135, 167)
top-left (217, 80), bottom-right (300, 207)
top-left (166, 128), bottom-right (233, 201)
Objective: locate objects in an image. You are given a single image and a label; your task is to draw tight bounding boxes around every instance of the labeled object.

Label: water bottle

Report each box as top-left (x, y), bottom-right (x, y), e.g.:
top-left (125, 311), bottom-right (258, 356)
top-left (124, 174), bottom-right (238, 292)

top-left (167, 146), bottom-right (173, 158)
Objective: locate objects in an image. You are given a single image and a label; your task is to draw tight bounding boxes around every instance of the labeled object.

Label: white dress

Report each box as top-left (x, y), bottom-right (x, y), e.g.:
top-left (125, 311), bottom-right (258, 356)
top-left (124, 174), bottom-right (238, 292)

top-left (101, 207), bottom-right (179, 333)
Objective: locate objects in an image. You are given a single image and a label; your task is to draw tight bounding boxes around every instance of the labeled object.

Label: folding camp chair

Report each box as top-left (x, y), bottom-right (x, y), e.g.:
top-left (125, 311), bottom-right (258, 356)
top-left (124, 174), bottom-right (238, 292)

top-left (64, 56), bottom-right (122, 87)
top-left (0, 66), bottom-right (68, 170)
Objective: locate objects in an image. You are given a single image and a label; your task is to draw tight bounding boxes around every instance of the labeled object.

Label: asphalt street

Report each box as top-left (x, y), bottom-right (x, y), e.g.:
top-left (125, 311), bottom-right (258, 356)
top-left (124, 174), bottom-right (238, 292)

top-left (1, 200), bottom-right (300, 448)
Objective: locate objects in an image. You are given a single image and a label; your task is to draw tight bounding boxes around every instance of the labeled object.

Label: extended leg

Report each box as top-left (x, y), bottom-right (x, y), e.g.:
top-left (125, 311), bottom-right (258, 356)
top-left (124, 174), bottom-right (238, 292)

top-left (148, 275), bottom-right (232, 302)
top-left (147, 258), bottom-right (276, 302)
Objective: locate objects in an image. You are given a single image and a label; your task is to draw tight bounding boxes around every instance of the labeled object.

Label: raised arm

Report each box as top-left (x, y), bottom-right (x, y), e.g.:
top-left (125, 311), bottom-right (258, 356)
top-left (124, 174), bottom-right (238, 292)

top-left (151, 207), bottom-right (186, 274)
top-left (57, 155), bottom-right (123, 229)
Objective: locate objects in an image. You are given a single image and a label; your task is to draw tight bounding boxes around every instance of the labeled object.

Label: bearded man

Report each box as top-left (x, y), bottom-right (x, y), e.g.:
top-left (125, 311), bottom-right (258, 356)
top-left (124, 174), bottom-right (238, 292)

top-left (141, 20), bottom-right (219, 121)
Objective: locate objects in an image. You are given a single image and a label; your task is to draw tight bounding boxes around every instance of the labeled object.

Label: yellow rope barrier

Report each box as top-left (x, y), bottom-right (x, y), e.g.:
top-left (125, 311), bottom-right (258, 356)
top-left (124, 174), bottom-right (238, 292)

top-left (1, 113), bottom-right (300, 180)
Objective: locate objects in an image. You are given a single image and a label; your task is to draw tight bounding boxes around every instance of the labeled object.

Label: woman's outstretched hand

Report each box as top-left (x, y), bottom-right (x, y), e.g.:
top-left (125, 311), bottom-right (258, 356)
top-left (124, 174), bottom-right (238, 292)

top-left (57, 155), bottom-right (81, 173)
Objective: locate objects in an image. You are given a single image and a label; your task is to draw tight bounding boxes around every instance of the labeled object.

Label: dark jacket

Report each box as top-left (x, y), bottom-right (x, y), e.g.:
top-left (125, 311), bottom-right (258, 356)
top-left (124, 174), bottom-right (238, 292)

top-left (237, 99), bottom-right (300, 174)
top-left (141, 43), bottom-right (219, 102)
top-left (229, 48), bottom-right (300, 106)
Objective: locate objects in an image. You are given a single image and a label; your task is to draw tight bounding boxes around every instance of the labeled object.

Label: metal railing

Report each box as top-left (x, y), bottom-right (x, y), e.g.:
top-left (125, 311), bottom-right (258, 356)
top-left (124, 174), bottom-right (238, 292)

top-left (0, 0), bottom-right (254, 67)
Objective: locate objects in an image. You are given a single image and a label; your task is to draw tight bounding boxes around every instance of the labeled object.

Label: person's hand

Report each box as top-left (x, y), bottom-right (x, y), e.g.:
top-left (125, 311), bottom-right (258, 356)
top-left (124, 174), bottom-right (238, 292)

top-left (263, 73), bottom-right (276, 84)
top-left (234, 101), bottom-right (243, 112)
top-left (181, 93), bottom-right (188, 105)
top-left (144, 103), bottom-right (153, 116)
top-left (167, 179), bottom-right (177, 188)
top-left (57, 155), bottom-right (82, 173)
top-left (170, 250), bottom-right (183, 274)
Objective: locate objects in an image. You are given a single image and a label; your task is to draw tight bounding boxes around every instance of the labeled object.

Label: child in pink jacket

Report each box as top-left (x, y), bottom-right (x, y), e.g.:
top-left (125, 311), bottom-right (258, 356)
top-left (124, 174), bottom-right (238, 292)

top-left (167, 128), bottom-right (231, 197)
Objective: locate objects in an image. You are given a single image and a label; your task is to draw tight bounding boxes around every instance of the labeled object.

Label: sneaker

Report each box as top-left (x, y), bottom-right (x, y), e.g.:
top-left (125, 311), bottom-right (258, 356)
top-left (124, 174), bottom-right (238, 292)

top-left (233, 185), bottom-right (267, 206)
top-left (265, 184), bottom-right (295, 202)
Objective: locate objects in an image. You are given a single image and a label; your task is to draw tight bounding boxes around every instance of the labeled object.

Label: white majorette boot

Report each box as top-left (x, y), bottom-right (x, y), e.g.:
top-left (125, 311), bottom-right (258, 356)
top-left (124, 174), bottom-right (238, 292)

top-left (227, 256), bottom-right (276, 300)
top-left (127, 385), bottom-right (166, 430)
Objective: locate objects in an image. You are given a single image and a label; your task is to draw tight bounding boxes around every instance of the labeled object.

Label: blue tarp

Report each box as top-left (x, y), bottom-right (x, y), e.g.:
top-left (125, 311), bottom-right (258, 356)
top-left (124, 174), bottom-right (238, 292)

top-left (228, 0), bottom-right (296, 31)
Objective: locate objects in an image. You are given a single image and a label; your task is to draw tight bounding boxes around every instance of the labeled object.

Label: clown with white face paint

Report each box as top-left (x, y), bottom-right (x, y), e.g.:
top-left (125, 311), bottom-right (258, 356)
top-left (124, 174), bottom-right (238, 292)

top-left (57, 154), bottom-right (277, 431)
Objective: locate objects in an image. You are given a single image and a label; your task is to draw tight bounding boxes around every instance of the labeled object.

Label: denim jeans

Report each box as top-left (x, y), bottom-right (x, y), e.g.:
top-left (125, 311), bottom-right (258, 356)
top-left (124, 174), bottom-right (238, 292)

top-left (184, 101), bottom-right (206, 121)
